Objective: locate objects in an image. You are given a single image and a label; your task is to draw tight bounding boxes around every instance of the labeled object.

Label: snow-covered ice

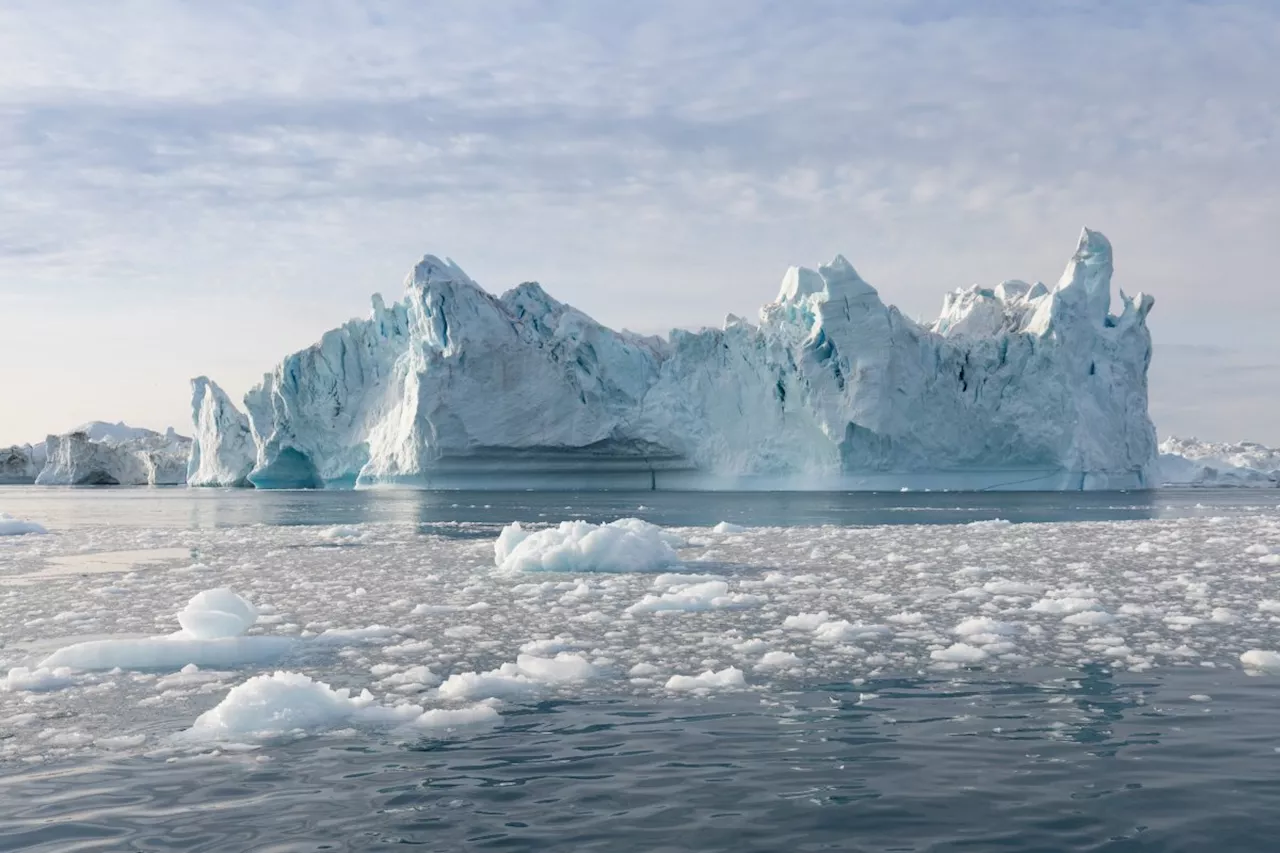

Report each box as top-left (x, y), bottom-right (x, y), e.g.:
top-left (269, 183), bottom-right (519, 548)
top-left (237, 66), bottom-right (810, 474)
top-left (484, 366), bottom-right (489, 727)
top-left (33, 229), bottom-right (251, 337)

top-left (192, 229), bottom-right (1158, 491)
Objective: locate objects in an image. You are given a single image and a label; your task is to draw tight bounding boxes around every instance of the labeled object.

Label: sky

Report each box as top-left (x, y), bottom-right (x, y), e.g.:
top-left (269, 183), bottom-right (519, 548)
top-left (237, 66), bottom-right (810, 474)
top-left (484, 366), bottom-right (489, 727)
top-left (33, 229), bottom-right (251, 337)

top-left (1, 0), bottom-right (1278, 446)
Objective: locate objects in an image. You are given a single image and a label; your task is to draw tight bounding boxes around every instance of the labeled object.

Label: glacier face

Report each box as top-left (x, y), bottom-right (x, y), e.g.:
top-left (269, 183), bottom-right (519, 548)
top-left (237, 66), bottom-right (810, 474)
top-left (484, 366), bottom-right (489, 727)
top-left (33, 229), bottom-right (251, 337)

top-left (193, 229), bottom-right (1159, 491)
top-left (35, 428), bottom-right (191, 486)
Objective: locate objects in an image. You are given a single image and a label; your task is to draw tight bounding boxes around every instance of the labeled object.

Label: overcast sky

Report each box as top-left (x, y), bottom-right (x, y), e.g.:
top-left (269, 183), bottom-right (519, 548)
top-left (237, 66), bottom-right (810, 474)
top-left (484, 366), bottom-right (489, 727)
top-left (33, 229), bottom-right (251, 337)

top-left (2, 0), bottom-right (1278, 446)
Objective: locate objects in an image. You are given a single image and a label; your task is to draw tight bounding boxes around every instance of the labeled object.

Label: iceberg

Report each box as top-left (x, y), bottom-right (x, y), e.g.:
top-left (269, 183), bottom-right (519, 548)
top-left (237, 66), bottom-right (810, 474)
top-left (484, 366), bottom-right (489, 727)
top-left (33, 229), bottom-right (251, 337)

top-left (34, 425), bottom-right (191, 486)
top-left (187, 377), bottom-right (256, 487)
top-left (1159, 437), bottom-right (1280, 487)
top-left (0, 444), bottom-right (42, 484)
top-left (192, 228), bottom-right (1158, 491)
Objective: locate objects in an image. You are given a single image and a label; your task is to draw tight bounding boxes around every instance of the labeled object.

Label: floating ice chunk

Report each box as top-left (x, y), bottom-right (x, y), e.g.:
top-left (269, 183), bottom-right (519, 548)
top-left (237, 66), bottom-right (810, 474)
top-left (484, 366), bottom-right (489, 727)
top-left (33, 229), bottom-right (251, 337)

top-left (411, 703), bottom-right (501, 730)
top-left (176, 589), bottom-right (258, 640)
top-left (813, 620), bottom-right (890, 643)
top-left (376, 665), bottom-right (441, 690)
top-left (732, 638), bottom-right (770, 654)
top-left (664, 667), bottom-right (746, 692)
top-left (314, 625), bottom-right (397, 644)
top-left (98, 734), bottom-right (148, 750)
top-left (625, 581), bottom-right (760, 615)
top-left (494, 519), bottom-right (680, 573)
top-left (519, 637), bottom-right (577, 656)
top-left (182, 671), bottom-right (422, 740)
top-left (40, 636), bottom-right (295, 671)
top-left (1029, 596), bottom-right (1102, 615)
top-left (983, 580), bottom-right (1042, 596)
top-left (1240, 650), bottom-right (1280, 674)
top-left (712, 521), bottom-right (748, 534)
top-left (0, 513), bottom-right (47, 536)
top-left (512, 652), bottom-right (597, 683)
top-left (954, 617), bottom-right (1018, 638)
top-left (1, 666), bottom-right (78, 692)
top-left (318, 526), bottom-right (368, 544)
top-left (756, 651), bottom-right (801, 669)
top-left (783, 611), bottom-right (832, 631)
top-left (435, 652), bottom-right (597, 701)
top-left (628, 662), bottom-right (661, 677)
top-left (930, 643), bottom-right (989, 664)
top-left (1063, 610), bottom-right (1115, 626)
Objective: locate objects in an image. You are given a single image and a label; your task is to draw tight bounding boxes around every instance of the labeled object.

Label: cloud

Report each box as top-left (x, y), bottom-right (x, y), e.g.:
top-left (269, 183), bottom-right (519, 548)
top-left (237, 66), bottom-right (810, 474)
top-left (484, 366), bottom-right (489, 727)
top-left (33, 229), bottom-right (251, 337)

top-left (1, 1), bottom-right (1278, 443)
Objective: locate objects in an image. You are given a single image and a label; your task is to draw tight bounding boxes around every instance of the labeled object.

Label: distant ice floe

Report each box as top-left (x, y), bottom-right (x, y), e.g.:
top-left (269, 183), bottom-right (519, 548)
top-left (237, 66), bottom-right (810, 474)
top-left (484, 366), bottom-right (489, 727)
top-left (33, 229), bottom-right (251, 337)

top-left (0, 513), bottom-right (47, 536)
top-left (494, 518), bottom-right (682, 573)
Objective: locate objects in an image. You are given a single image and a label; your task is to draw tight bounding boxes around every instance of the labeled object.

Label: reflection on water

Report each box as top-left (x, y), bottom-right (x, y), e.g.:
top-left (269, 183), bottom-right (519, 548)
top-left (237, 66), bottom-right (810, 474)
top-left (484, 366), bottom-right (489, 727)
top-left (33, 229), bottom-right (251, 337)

top-left (1, 669), bottom-right (1278, 852)
top-left (3, 486), bottom-right (1273, 531)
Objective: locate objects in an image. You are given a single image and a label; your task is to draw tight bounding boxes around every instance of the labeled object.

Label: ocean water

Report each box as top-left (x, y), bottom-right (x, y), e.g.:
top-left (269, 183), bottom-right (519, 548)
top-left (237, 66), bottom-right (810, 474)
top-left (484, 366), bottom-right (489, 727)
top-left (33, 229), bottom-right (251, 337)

top-left (3, 487), bottom-right (1280, 852)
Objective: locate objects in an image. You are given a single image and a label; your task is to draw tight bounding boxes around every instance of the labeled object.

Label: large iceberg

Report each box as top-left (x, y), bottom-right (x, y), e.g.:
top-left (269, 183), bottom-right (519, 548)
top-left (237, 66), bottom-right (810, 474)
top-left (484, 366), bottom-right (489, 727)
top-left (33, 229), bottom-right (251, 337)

top-left (192, 229), bottom-right (1158, 491)
top-left (1159, 437), bottom-right (1280, 487)
top-left (35, 425), bottom-right (191, 486)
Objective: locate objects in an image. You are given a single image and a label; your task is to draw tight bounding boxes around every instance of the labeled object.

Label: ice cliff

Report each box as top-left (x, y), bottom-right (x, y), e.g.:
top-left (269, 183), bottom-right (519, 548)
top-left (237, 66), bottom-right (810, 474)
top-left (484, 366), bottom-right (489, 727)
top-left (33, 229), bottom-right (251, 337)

top-left (187, 378), bottom-right (256, 487)
top-left (191, 228), bottom-right (1158, 490)
top-left (1159, 437), bottom-right (1280, 487)
top-left (34, 425), bottom-right (191, 486)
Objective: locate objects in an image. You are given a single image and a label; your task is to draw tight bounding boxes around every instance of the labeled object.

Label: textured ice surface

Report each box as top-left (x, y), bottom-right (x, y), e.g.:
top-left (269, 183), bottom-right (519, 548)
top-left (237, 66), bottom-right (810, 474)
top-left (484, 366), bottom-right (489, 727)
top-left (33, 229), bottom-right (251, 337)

top-left (7, 506), bottom-right (1280, 762)
top-left (193, 229), bottom-right (1158, 491)
top-left (495, 518), bottom-right (681, 573)
top-left (35, 427), bottom-right (191, 486)
top-left (187, 378), bottom-right (256, 487)
top-left (1160, 437), bottom-right (1280, 487)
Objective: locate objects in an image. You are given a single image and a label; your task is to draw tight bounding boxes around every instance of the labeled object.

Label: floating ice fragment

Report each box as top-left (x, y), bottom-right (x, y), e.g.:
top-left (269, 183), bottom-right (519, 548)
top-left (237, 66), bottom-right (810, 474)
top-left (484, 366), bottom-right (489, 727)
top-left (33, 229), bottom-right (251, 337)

top-left (182, 671), bottom-right (422, 740)
top-left (1, 666), bottom-right (78, 692)
top-left (494, 519), bottom-right (681, 573)
top-left (1240, 650), bottom-right (1280, 674)
top-left (625, 581), bottom-right (760, 615)
top-left (176, 588), bottom-right (258, 640)
top-left (664, 667), bottom-right (746, 692)
top-left (930, 643), bottom-right (989, 664)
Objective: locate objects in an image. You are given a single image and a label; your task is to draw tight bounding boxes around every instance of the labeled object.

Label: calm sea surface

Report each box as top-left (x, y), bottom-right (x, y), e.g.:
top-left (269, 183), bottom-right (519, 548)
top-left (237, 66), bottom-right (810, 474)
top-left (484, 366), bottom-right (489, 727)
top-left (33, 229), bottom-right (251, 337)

top-left (2, 487), bottom-right (1280, 852)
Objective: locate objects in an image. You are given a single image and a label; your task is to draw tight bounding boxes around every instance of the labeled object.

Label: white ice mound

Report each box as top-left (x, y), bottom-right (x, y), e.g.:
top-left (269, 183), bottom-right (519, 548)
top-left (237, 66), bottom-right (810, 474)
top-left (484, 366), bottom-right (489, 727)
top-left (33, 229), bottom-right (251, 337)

top-left (187, 377), bottom-right (256, 487)
top-left (194, 229), bottom-right (1157, 491)
top-left (39, 587), bottom-right (292, 671)
top-left (0, 512), bottom-right (47, 536)
top-left (1240, 650), bottom-right (1280, 674)
top-left (494, 519), bottom-right (681, 573)
top-left (176, 588), bottom-right (259, 639)
top-left (664, 666), bottom-right (747, 692)
top-left (1159, 437), bottom-right (1280, 487)
top-left (34, 425), bottom-right (191, 486)
top-left (183, 671), bottom-right (422, 740)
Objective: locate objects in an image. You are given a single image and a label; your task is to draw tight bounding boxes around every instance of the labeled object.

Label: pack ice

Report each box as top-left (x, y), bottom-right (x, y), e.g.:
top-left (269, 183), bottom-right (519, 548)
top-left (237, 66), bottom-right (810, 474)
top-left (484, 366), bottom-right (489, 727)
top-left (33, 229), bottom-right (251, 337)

top-left (191, 229), bottom-right (1158, 490)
